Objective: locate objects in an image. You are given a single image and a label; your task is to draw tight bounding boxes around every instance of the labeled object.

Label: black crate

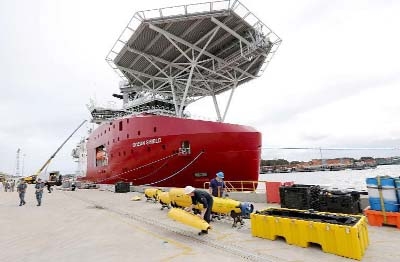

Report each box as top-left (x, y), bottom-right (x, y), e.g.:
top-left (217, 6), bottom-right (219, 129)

top-left (319, 193), bottom-right (361, 214)
top-left (115, 182), bottom-right (130, 193)
top-left (280, 185), bottom-right (321, 210)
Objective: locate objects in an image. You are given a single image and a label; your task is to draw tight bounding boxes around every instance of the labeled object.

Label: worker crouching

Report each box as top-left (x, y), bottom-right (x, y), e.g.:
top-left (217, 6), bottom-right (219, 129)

top-left (184, 186), bottom-right (213, 234)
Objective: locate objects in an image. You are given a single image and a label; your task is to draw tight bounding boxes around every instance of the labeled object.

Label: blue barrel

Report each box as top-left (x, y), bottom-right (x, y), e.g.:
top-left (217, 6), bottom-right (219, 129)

top-left (366, 176), bottom-right (399, 212)
top-left (395, 177), bottom-right (400, 204)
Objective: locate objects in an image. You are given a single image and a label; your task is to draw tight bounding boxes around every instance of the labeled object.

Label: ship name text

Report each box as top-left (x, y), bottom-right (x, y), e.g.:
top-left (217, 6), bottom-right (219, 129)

top-left (132, 138), bottom-right (162, 148)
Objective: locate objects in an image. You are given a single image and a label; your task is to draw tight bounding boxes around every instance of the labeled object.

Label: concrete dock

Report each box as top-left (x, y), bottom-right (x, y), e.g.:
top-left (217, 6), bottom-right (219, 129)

top-left (1, 185), bottom-right (399, 262)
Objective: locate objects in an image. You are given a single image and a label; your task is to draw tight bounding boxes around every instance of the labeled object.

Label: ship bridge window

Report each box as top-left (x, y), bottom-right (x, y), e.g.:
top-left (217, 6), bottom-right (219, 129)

top-left (95, 145), bottom-right (108, 167)
top-left (179, 140), bottom-right (191, 155)
top-left (119, 121), bottom-right (123, 131)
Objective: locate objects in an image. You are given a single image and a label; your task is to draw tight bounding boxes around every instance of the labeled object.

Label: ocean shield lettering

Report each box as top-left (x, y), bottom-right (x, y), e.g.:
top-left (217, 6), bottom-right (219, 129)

top-left (132, 138), bottom-right (162, 148)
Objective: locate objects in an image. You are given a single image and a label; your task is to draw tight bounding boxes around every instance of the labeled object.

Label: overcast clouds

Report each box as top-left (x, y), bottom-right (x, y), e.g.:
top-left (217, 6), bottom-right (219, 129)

top-left (1, 0), bottom-right (400, 177)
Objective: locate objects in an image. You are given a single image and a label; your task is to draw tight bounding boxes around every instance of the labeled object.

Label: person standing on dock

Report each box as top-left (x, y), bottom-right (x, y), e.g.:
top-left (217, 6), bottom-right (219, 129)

top-left (35, 179), bottom-right (45, 206)
top-left (11, 180), bottom-right (15, 192)
top-left (17, 179), bottom-right (27, 206)
top-left (184, 186), bottom-right (214, 233)
top-left (209, 171), bottom-right (226, 197)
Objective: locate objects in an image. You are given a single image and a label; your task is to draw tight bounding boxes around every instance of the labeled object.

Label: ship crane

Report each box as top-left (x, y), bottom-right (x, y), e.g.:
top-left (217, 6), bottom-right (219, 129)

top-left (24, 120), bottom-right (87, 184)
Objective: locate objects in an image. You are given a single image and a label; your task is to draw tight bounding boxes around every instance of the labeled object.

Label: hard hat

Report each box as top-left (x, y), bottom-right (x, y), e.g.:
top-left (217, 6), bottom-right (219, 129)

top-left (184, 185), bottom-right (195, 194)
top-left (216, 172), bottom-right (224, 179)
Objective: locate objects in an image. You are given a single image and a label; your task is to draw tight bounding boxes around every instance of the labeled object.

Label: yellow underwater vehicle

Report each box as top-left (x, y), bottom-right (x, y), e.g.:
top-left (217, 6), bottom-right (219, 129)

top-left (144, 188), bottom-right (162, 202)
top-left (168, 208), bottom-right (211, 235)
top-left (166, 188), bottom-right (254, 227)
top-left (157, 191), bottom-right (171, 210)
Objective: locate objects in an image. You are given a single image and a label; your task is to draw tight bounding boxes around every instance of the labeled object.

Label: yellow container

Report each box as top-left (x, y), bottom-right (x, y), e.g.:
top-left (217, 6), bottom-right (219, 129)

top-left (250, 208), bottom-right (369, 260)
top-left (144, 188), bottom-right (162, 201)
top-left (168, 208), bottom-right (210, 231)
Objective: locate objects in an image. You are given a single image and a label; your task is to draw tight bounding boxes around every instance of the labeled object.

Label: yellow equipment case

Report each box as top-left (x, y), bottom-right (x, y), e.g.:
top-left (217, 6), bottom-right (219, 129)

top-left (251, 208), bottom-right (369, 260)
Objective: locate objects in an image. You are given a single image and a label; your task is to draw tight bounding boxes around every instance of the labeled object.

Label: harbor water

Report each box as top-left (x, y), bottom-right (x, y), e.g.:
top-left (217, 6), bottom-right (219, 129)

top-left (259, 165), bottom-right (400, 191)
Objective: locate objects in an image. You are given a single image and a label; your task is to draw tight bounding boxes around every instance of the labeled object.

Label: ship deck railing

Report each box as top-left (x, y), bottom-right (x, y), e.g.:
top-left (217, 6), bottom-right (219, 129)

top-left (204, 180), bottom-right (266, 193)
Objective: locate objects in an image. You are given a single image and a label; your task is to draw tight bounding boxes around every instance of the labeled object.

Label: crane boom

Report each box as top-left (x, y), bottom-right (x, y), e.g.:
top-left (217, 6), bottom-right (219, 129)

top-left (24, 120), bottom-right (87, 183)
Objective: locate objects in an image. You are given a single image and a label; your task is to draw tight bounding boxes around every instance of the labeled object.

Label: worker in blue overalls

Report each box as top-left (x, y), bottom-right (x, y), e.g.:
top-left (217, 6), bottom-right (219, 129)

top-left (35, 179), bottom-right (45, 206)
top-left (209, 171), bottom-right (226, 197)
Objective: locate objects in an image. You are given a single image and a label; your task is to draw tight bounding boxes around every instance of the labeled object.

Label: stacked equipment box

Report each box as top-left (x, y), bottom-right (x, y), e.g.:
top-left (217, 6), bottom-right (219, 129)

top-left (280, 184), bottom-right (362, 214)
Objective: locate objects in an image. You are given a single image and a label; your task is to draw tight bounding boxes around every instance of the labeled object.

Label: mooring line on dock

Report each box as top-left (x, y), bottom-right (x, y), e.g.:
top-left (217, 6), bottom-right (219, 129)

top-left (65, 192), bottom-right (282, 262)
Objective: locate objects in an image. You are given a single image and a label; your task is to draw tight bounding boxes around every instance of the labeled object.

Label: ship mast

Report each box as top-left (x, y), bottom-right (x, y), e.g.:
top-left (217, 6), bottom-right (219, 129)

top-left (106, 0), bottom-right (281, 122)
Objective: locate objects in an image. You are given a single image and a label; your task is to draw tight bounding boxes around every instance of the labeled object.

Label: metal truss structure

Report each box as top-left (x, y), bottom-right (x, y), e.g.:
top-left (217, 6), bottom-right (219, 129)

top-left (106, 0), bottom-right (281, 122)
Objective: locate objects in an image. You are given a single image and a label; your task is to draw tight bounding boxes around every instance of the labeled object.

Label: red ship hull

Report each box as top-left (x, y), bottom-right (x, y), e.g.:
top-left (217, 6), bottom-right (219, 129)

top-left (84, 114), bottom-right (261, 189)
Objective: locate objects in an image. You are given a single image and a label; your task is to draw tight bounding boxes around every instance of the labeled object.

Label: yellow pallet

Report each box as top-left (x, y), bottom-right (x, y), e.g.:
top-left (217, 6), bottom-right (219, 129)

top-left (250, 208), bottom-right (369, 260)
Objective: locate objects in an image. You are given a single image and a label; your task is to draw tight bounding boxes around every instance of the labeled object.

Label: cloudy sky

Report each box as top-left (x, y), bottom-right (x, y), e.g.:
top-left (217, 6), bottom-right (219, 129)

top-left (1, 0), bottom-right (399, 177)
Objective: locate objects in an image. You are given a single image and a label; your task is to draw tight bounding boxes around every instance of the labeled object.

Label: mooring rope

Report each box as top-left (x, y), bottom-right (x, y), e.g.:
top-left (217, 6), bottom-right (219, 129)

top-left (94, 152), bottom-right (178, 183)
top-left (144, 151), bottom-right (204, 186)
